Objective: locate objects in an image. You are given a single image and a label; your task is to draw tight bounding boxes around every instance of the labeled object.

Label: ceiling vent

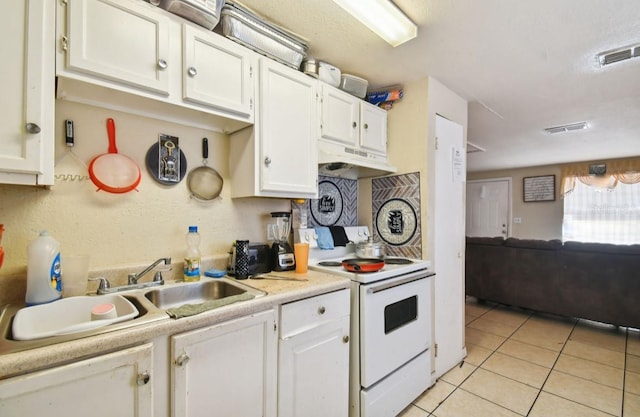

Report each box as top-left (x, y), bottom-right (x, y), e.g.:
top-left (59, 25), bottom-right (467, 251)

top-left (466, 142), bottom-right (486, 153)
top-left (597, 43), bottom-right (640, 67)
top-left (544, 122), bottom-right (589, 135)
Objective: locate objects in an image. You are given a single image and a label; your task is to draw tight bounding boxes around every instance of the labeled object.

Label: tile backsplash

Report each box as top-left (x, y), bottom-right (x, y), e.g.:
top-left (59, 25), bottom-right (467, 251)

top-left (295, 175), bottom-right (358, 228)
top-left (372, 172), bottom-right (422, 258)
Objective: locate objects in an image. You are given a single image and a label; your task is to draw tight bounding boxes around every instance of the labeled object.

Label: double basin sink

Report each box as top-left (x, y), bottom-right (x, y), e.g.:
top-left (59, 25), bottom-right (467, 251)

top-left (0, 278), bottom-right (265, 354)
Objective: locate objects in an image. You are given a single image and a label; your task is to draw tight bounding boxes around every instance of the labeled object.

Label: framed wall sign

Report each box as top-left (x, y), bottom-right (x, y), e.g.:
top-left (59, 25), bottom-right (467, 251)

top-left (523, 175), bottom-right (555, 202)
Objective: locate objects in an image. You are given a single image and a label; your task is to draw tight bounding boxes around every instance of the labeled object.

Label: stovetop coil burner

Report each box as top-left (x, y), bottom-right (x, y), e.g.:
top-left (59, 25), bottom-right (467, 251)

top-left (318, 261), bottom-right (342, 267)
top-left (384, 258), bottom-right (414, 265)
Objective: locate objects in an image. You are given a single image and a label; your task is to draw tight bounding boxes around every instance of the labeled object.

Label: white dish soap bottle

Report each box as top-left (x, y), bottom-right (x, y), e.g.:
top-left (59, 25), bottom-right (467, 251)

top-left (26, 231), bottom-right (62, 306)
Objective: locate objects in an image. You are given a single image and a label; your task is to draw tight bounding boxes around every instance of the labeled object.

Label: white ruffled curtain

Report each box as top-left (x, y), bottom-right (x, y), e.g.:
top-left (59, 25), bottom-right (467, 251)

top-left (560, 157), bottom-right (640, 196)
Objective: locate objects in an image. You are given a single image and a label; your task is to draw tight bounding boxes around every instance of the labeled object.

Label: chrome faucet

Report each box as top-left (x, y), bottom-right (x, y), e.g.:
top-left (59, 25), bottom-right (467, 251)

top-left (128, 257), bottom-right (171, 285)
top-left (89, 257), bottom-right (171, 295)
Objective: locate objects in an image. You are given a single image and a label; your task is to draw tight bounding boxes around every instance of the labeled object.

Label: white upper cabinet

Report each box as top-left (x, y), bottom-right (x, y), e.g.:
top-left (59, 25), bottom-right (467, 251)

top-left (320, 84), bottom-right (359, 147)
top-left (65, 0), bottom-right (171, 96)
top-left (182, 24), bottom-right (255, 120)
top-left (230, 58), bottom-right (318, 199)
top-left (0, 0), bottom-right (55, 186)
top-left (260, 59), bottom-right (318, 196)
top-left (360, 101), bottom-right (388, 154)
top-left (319, 84), bottom-right (388, 157)
top-left (57, 0), bottom-right (255, 130)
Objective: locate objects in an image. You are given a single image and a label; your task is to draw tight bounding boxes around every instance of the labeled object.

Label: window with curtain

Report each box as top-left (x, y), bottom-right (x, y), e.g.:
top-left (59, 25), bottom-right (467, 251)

top-left (561, 157), bottom-right (640, 245)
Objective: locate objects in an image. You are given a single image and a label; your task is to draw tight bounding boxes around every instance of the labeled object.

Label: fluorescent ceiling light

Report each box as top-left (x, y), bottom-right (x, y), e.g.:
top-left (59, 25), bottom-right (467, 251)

top-left (333, 0), bottom-right (418, 47)
top-left (544, 122), bottom-right (589, 134)
top-left (597, 42), bottom-right (640, 67)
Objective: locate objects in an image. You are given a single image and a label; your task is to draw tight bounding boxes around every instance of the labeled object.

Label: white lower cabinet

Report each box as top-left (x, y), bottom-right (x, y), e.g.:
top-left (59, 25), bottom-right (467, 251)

top-left (0, 343), bottom-right (153, 417)
top-left (0, 293), bottom-right (350, 417)
top-left (171, 309), bottom-right (278, 417)
top-left (278, 289), bottom-right (350, 417)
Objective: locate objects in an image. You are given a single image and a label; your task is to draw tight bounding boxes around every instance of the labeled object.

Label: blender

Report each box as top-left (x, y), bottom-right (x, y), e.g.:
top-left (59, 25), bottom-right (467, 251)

top-left (269, 212), bottom-right (295, 271)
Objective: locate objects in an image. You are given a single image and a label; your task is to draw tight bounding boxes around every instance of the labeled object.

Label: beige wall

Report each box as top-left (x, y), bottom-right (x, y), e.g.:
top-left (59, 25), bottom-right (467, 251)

top-left (468, 165), bottom-right (564, 239)
top-left (359, 77), bottom-right (468, 260)
top-left (358, 78), bottom-right (430, 253)
top-left (0, 100), bottom-right (288, 288)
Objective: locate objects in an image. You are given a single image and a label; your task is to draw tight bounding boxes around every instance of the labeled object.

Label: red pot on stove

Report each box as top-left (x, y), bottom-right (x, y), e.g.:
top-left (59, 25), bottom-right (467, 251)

top-left (342, 258), bottom-right (385, 273)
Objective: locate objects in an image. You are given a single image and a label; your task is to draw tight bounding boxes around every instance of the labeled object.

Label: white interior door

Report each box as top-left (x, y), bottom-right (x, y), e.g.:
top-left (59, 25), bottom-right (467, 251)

top-left (466, 179), bottom-right (511, 238)
top-left (433, 115), bottom-right (466, 379)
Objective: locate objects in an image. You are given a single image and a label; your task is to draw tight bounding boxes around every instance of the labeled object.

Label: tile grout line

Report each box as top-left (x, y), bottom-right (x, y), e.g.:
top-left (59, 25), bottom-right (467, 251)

top-left (523, 317), bottom-right (630, 417)
top-left (622, 329), bottom-right (629, 417)
top-left (429, 304), bottom-right (536, 417)
top-left (462, 300), bottom-right (630, 417)
top-left (427, 301), bottom-right (502, 416)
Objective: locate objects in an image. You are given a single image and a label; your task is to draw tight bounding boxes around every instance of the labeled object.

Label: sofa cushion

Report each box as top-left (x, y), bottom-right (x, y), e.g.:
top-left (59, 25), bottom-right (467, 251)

top-left (563, 241), bottom-right (640, 255)
top-left (465, 236), bottom-right (505, 246)
top-left (504, 238), bottom-right (562, 251)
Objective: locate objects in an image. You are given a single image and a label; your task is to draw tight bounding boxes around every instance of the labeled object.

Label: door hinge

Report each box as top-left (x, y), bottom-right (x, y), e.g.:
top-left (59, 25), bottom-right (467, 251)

top-left (61, 35), bottom-right (68, 52)
top-left (435, 137), bottom-right (439, 150)
top-left (273, 322), bottom-right (277, 332)
top-left (434, 343), bottom-right (438, 357)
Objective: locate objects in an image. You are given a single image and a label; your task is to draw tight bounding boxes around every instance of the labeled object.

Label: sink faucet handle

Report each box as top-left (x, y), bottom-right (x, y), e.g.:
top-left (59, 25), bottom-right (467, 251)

top-left (153, 271), bottom-right (166, 283)
top-left (88, 277), bottom-right (111, 293)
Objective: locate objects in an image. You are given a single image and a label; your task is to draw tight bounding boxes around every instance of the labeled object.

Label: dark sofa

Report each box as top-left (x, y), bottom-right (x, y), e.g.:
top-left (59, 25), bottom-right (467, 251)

top-left (465, 237), bottom-right (640, 328)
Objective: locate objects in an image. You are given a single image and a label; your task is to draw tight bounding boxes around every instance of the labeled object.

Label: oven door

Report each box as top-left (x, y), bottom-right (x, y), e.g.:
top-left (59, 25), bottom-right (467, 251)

top-left (359, 270), bottom-right (432, 388)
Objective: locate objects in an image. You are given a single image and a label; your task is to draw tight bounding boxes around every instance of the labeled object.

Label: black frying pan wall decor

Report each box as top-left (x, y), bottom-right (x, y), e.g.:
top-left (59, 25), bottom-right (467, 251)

top-left (187, 137), bottom-right (223, 201)
top-left (145, 134), bottom-right (187, 185)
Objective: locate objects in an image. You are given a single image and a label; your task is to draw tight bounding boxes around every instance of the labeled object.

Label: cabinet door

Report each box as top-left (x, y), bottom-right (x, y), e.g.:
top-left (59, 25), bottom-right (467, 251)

top-left (360, 102), bottom-right (388, 155)
top-left (0, 344), bottom-right (153, 417)
top-left (278, 316), bottom-right (350, 417)
top-left (183, 24), bottom-right (255, 121)
top-left (65, 0), bottom-right (171, 95)
top-left (259, 59), bottom-right (318, 196)
top-left (172, 310), bottom-right (277, 417)
top-left (0, 0), bottom-right (54, 186)
top-left (320, 84), bottom-right (359, 147)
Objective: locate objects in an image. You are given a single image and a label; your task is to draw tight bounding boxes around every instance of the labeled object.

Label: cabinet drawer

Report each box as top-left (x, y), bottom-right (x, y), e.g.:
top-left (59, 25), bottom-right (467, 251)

top-left (280, 289), bottom-right (349, 338)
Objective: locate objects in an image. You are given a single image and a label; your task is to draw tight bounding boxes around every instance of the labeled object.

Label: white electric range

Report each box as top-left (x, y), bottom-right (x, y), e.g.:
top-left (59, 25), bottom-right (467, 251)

top-left (295, 227), bottom-right (436, 417)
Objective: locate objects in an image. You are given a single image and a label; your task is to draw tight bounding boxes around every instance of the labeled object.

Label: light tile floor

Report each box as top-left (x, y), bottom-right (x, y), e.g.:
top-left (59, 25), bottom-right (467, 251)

top-left (398, 297), bottom-right (640, 417)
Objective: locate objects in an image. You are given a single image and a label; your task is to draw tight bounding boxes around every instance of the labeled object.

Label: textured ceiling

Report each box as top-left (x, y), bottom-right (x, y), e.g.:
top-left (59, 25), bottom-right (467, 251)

top-left (236, 0), bottom-right (640, 172)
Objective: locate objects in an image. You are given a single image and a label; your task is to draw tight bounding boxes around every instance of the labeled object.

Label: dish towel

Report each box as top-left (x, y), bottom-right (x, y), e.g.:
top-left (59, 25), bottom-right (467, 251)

top-left (315, 226), bottom-right (334, 250)
top-left (166, 293), bottom-right (255, 319)
top-left (329, 226), bottom-right (350, 246)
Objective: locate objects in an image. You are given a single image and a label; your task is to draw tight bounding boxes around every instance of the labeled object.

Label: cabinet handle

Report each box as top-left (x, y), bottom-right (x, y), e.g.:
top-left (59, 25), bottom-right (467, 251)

top-left (343, 335), bottom-right (350, 343)
top-left (352, 121), bottom-right (357, 129)
top-left (364, 123), bottom-right (369, 130)
top-left (25, 123), bottom-right (41, 134)
top-left (264, 156), bottom-right (271, 166)
top-left (187, 67), bottom-right (198, 77)
top-left (157, 59), bottom-right (168, 70)
top-left (136, 371), bottom-right (151, 386)
top-left (318, 306), bottom-right (326, 315)
top-left (175, 353), bottom-right (190, 367)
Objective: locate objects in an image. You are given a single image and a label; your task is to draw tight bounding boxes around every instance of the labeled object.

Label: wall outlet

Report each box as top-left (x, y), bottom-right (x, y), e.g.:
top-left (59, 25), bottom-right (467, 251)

top-left (266, 223), bottom-right (275, 240)
top-left (513, 217), bottom-right (522, 224)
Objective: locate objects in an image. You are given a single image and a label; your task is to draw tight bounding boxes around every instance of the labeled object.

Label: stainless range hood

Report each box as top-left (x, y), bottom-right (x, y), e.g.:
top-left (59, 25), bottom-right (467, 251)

top-left (317, 140), bottom-right (397, 179)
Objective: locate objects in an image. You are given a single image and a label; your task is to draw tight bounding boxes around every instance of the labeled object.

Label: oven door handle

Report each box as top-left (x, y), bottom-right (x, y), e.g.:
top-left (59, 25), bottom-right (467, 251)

top-left (366, 271), bottom-right (435, 294)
